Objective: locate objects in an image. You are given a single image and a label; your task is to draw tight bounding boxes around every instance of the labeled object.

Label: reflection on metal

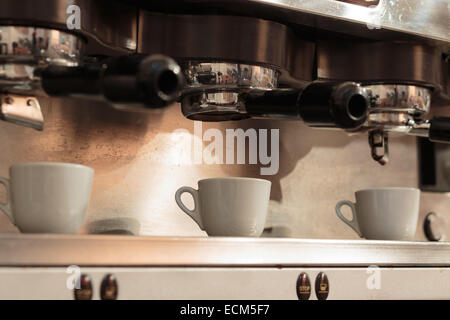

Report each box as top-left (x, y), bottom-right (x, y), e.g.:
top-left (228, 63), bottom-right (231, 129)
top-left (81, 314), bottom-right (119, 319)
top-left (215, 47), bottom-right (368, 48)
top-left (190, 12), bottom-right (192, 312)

top-left (364, 84), bottom-right (431, 133)
top-left (369, 130), bottom-right (389, 165)
top-left (0, 98), bottom-right (431, 238)
top-left (138, 13), bottom-right (315, 83)
top-left (0, 0), bottom-right (447, 237)
top-left (183, 62), bottom-right (279, 93)
top-left (0, 0), bottom-right (137, 56)
top-left (367, 85), bottom-right (430, 115)
top-left (0, 26), bottom-right (83, 92)
top-left (181, 62), bottom-right (279, 121)
top-left (0, 94), bottom-right (43, 130)
top-left (336, 0), bottom-right (380, 7)
top-left (233, 0), bottom-right (449, 42)
top-left (407, 120), bottom-right (431, 138)
top-left (361, 85), bottom-right (432, 165)
top-left (317, 42), bottom-right (445, 95)
top-left (1, 234), bottom-right (449, 267)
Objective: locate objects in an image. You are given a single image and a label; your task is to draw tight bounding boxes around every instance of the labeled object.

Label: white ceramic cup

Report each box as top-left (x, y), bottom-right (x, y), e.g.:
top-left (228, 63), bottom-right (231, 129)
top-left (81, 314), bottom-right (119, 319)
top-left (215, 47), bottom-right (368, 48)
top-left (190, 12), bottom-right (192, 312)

top-left (335, 187), bottom-right (420, 240)
top-left (175, 177), bottom-right (271, 237)
top-left (0, 162), bottom-right (94, 234)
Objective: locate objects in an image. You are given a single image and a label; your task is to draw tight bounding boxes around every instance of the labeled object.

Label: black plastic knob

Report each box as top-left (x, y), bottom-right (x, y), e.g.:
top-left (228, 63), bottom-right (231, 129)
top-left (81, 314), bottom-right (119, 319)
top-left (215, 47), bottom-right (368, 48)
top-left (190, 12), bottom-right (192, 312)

top-left (296, 272), bottom-right (311, 300)
top-left (100, 274), bottom-right (118, 300)
top-left (74, 274), bottom-right (93, 300)
top-left (424, 212), bottom-right (446, 241)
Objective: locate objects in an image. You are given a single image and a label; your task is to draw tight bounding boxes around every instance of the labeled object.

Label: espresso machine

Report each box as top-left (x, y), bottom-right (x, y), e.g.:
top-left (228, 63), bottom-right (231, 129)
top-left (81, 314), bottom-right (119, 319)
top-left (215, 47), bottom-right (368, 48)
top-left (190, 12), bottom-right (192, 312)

top-left (0, 0), bottom-right (449, 300)
top-left (1, 0), bottom-right (449, 164)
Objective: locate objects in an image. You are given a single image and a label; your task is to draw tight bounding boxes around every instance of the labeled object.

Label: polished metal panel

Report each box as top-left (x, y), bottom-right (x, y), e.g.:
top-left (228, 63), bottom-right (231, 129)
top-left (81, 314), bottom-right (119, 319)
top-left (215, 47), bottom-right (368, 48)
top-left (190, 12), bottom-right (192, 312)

top-left (317, 41), bottom-right (444, 90)
top-left (0, 98), bottom-right (448, 239)
top-left (137, 13), bottom-right (315, 83)
top-left (0, 0), bottom-right (137, 56)
top-left (361, 85), bottom-right (433, 164)
top-left (336, 0), bottom-right (380, 6)
top-left (0, 234), bottom-right (449, 267)
top-left (75, 0), bottom-right (138, 54)
top-left (0, 1), bottom-right (447, 250)
top-left (183, 62), bottom-right (279, 94)
top-left (172, 0), bottom-right (449, 43)
top-left (367, 85), bottom-right (431, 115)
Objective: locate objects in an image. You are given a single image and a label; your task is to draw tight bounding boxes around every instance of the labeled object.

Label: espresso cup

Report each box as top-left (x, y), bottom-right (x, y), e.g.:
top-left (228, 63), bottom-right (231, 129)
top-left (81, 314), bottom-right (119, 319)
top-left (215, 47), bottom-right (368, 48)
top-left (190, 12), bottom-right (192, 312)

top-left (175, 177), bottom-right (271, 237)
top-left (335, 187), bottom-right (420, 240)
top-left (0, 162), bottom-right (94, 233)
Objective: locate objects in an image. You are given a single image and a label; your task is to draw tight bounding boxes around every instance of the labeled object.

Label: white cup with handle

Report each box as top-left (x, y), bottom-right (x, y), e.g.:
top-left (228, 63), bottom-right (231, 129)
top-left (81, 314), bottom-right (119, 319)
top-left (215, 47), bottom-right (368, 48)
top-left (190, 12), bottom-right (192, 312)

top-left (0, 162), bottom-right (94, 234)
top-left (335, 187), bottom-right (420, 240)
top-left (175, 177), bottom-right (271, 237)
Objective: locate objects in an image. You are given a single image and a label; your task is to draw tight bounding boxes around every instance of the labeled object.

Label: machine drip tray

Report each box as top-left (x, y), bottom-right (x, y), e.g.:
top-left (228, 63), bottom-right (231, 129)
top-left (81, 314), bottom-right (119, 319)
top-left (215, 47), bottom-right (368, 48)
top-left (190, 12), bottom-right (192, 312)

top-left (0, 234), bottom-right (449, 267)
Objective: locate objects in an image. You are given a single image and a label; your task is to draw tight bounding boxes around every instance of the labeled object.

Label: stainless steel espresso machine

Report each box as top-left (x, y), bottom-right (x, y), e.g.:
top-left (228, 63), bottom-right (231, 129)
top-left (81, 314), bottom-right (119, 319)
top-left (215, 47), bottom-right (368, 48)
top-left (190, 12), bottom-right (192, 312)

top-left (0, 0), bottom-right (449, 300)
top-left (1, 0), bottom-right (449, 164)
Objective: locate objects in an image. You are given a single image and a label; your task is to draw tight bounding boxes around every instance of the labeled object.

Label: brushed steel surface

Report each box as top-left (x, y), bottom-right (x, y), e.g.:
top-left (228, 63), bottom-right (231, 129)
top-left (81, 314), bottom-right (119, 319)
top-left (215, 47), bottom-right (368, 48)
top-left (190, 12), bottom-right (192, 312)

top-left (0, 97), bottom-right (449, 240)
top-left (270, 0), bottom-right (449, 42)
top-left (0, 1), bottom-right (448, 251)
top-left (0, 233), bottom-right (449, 267)
top-left (317, 42), bottom-right (444, 88)
top-left (172, 0), bottom-right (449, 43)
top-left (0, 0), bottom-right (137, 55)
top-left (138, 13), bottom-right (315, 82)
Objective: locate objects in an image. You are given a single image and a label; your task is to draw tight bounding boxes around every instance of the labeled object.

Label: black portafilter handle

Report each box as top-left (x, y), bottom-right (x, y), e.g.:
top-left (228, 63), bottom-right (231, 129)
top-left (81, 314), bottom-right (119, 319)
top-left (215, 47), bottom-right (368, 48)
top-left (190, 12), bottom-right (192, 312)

top-left (102, 54), bottom-right (185, 107)
top-left (40, 54), bottom-right (185, 108)
top-left (39, 63), bottom-right (103, 96)
top-left (245, 81), bottom-right (369, 129)
top-left (244, 88), bottom-right (303, 119)
top-left (297, 81), bottom-right (369, 129)
top-left (429, 117), bottom-right (450, 143)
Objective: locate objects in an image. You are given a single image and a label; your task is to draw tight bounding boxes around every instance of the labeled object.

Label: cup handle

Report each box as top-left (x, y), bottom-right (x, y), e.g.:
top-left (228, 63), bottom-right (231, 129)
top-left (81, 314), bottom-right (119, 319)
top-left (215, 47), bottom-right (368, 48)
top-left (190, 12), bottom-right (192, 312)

top-left (175, 186), bottom-right (204, 230)
top-left (335, 200), bottom-right (362, 237)
top-left (0, 177), bottom-right (14, 224)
